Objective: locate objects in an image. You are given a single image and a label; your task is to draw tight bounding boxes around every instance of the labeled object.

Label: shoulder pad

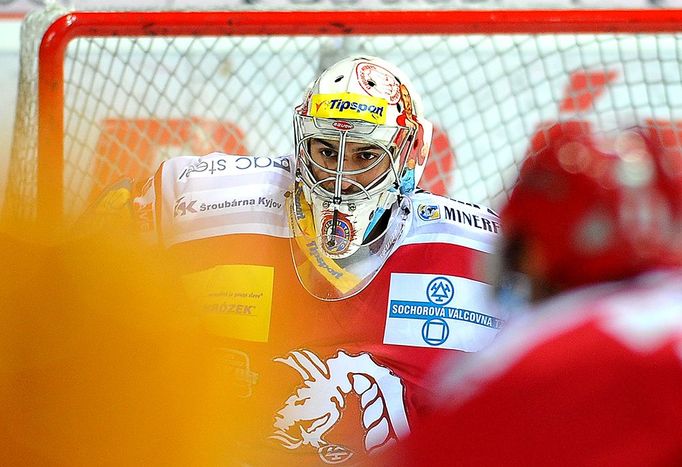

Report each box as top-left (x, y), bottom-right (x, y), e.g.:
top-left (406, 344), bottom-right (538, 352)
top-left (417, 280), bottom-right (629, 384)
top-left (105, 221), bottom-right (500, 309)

top-left (171, 152), bottom-right (294, 182)
top-left (402, 192), bottom-right (501, 253)
top-left (137, 153), bottom-right (295, 247)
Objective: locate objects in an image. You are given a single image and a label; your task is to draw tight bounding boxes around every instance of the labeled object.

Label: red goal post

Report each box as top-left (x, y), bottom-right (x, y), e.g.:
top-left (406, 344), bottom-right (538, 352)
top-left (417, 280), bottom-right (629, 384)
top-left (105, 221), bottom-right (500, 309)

top-left (6, 7), bottom-right (682, 224)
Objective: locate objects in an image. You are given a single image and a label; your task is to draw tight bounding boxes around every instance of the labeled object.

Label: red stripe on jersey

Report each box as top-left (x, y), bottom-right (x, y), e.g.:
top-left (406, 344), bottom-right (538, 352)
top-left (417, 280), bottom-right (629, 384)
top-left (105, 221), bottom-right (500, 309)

top-left (388, 242), bottom-right (490, 283)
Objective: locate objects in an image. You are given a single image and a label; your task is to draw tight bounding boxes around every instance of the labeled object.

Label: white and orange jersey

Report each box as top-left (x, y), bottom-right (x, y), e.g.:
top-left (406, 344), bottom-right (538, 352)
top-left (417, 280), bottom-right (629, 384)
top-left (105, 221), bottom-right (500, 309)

top-left (134, 152), bottom-right (294, 244)
top-left (135, 152), bottom-right (500, 253)
top-left (133, 152), bottom-right (507, 465)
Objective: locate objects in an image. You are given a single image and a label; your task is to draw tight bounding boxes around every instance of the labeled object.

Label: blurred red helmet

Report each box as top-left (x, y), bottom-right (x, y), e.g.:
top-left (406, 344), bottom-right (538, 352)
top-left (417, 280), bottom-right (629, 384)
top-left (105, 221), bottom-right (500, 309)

top-left (500, 120), bottom-right (682, 291)
top-left (644, 120), bottom-right (682, 223)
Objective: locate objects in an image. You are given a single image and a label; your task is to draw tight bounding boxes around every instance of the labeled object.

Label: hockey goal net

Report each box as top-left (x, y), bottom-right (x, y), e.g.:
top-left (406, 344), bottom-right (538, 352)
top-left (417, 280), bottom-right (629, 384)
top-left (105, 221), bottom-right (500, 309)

top-left (6, 5), bottom-right (682, 223)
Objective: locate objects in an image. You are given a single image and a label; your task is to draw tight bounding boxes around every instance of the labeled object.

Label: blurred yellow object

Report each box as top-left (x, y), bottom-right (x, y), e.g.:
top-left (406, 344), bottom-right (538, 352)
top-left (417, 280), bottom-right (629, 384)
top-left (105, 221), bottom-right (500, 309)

top-left (182, 264), bottom-right (275, 342)
top-left (94, 186), bottom-right (132, 213)
top-left (0, 222), bottom-right (243, 466)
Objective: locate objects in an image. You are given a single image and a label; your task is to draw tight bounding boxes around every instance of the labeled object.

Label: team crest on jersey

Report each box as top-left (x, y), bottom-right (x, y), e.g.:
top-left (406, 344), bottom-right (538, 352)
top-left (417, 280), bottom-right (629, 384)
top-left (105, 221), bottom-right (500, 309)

top-left (417, 204), bottom-right (441, 221)
top-left (384, 273), bottom-right (504, 351)
top-left (318, 445), bottom-right (354, 464)
top-left (270, 350), bottom-right (410, 463)
top-left (321, 211), bottom-right (355, 255)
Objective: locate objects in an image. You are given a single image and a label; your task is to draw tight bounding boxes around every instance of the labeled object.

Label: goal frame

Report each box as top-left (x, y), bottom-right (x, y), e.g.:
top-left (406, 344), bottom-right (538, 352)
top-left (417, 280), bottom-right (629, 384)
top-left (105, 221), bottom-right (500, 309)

top-left (36, 9), bottom-right (682, 223)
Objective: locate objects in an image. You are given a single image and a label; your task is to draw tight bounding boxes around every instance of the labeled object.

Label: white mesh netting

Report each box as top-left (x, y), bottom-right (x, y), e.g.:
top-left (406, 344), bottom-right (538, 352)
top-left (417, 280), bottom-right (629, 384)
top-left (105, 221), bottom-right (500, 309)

top-left (6, 5), bottom-right (682, 222)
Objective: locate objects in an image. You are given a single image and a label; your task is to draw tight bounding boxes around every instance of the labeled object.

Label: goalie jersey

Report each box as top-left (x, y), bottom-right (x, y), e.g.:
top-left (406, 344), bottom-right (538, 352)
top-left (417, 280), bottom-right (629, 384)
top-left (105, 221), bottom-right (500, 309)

top-left (133, 152), bottom-right (507, 465)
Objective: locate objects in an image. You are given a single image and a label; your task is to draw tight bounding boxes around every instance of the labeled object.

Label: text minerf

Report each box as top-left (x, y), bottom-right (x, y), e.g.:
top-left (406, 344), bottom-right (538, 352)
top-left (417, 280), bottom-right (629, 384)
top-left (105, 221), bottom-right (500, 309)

top-left (444, 206), bottom-right (500, 234)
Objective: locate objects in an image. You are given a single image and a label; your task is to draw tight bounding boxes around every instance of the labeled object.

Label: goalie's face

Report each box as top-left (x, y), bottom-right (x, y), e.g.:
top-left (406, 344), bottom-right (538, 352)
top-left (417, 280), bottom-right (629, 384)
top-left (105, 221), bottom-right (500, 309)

top-left (308, 138), bottom-right (392, 195)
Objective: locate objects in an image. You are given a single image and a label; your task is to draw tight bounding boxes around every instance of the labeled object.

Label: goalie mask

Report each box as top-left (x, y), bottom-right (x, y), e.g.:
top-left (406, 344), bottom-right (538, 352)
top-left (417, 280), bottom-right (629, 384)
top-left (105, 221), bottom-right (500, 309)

top-left (289, 55), bottom-right (433, 300)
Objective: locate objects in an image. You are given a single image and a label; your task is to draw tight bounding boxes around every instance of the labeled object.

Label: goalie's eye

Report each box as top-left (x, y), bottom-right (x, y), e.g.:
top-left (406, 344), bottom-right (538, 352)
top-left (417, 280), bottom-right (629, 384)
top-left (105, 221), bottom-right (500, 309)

top-left (355, 150), bottom-right (381, 162)
top-left (319, 147), bottom-right (338, 160)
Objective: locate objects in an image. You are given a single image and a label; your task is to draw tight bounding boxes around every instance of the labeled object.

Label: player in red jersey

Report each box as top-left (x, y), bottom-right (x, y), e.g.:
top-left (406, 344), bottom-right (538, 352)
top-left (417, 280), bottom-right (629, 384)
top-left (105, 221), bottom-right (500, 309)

top-left (129, 56), bottom-right (506, 465)
top-left (387, 121), bottom-right (682, 466)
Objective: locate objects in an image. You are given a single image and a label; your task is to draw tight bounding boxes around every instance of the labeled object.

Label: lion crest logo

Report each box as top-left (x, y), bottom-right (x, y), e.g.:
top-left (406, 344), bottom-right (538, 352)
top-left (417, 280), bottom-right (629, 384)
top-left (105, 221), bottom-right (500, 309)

top-left (270, 349), bottom-right (409, 464)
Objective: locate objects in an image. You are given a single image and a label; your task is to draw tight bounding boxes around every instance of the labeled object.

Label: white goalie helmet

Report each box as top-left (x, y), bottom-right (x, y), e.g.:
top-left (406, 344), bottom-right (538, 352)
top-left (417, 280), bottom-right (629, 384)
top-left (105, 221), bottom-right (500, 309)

top-left (292, 55), bottom-right (433, 253)
top-left (288, 55), bottom-right (433, 300)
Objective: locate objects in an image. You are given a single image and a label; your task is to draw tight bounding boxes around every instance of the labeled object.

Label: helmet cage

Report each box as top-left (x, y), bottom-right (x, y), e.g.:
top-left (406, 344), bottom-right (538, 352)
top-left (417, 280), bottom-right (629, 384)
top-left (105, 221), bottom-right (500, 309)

top-left (294, 114), bottom-right (416, 205)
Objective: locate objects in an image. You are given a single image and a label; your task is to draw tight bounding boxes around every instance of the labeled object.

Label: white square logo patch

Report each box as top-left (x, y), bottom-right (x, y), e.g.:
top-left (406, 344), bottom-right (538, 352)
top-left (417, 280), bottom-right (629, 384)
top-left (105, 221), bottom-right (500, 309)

top-left (383, 273), bottom-right (503, 351)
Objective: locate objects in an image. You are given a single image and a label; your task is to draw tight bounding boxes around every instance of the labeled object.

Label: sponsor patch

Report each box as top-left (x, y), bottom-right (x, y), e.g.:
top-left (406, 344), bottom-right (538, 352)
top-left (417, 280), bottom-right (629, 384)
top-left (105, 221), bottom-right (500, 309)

top-left (174, 195), bottom-right (282, 218)
top-left (174, 195), bottom-right (197, 217)
top-left (310, 92), bottom-right (387, 125)
top-left (442, 204), bottom-right (501, 234)
top-left (384, 273), bottom-right (503, 351)
top-left (417, 204), bottom-right (441, 221)
top-left (178, 155), bottom-right (291, 180)
top-left (182, 264), bottom-right (274, 342)
top-left (426, 276), bottom-right (454, 305)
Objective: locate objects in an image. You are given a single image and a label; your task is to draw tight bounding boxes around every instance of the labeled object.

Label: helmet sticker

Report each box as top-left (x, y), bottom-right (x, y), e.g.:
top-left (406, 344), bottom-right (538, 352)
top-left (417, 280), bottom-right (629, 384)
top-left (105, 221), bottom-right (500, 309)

top-left (396, 83), bottom-right (428, 167)
top-left (295, 86), bottom-right (313, 116)
top-left (310, 92), bottom-right (388, 125)
top-left (321, 211), bottom-right (355, 255)
top-left (332, 121), bottom-right (355, 131)
top-left (356, 61), bottom-right (402, 104)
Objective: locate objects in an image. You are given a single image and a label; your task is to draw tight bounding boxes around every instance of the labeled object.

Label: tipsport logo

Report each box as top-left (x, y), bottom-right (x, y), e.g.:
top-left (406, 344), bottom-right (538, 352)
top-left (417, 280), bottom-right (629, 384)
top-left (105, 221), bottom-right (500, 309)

top-left (327, 98), bottom-right (384, 118)
top-left (304, 241), bottom-right (343, 279)
top-left (310, 92), bottom-right (388, 125)
top-left (221, 349), bottom-right (258, 399)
